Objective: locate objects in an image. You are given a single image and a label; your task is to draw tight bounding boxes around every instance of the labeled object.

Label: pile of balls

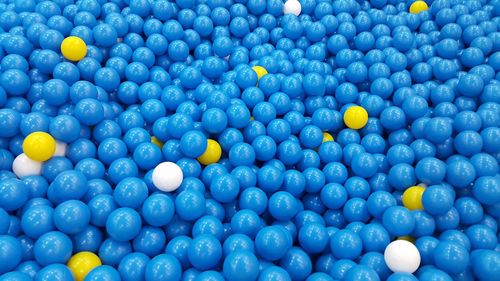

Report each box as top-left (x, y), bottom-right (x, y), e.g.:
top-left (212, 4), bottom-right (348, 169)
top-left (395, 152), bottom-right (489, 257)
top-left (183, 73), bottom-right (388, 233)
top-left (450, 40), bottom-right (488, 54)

top-left (0, 0), bottom-right (499, 279)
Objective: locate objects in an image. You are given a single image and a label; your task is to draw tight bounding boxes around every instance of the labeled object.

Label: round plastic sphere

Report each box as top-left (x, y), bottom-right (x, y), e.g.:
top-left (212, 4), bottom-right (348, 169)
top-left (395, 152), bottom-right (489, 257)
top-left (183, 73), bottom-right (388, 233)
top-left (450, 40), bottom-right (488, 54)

top-left (180, 130), bottom-right (207, 158)
top-left (12, 153), bottom-right (43, 178)
top-left (61, 36), bottom-right (87, 61)
top-left (187, 234), bottom-right (222, 270)
top-left (84, 265), bottom-right (121, 281)
top-left (53, 200), bottom-right (90, 235)
top-left (0, 178), bottom-right (29, 211)
top-left (344, 106), bottom-right (368, 129)
top-left (433, 241), bottom-right (469, 274)
top-left (22, 131), bottom-right (56, 162)
top-left (118, 253), bottom-right (150, 281)
top-left (113, 177), bottom-right (148, 209)
top-left (384, 240), bottom-right (421, 274)
top-left (197, 139), bottom-right (222, 166)
top-left (223, 250), bottom-right (259, 281)
top-left (141, 193), bottom-right (174, 227)
top-left (175, 190), bottom-right (205, 221)
top-left (298, 223), bottom-right (329, 254)
top-left (472, 176), bottom-right (500, 205)
top-left (67, 251), bottom-right (102, 281)
top-left (0, 235), bottom-right (22, 274)
top-left (279, 247), bottom-right (312, 281)
top-left (422, 185), bottom-right (455, 215)
top-left (382, 206), bottom-right (415, 236)
top-left (255, 226), bottom-right (291, 261)
top-left (283, 0), bottom-right (301, 16)
top-left (34, 263), bottom-right (74, 281)
top-left (105, 207), bottom-right (142, 242)
top-left (402, 186), bottom-right (425, 210)
top-left (33, 231), bottom-right (73, 266)
top-left (330, 230), bottom-right (362, 260)
top-left (151, 162), bottom-right (183, 192)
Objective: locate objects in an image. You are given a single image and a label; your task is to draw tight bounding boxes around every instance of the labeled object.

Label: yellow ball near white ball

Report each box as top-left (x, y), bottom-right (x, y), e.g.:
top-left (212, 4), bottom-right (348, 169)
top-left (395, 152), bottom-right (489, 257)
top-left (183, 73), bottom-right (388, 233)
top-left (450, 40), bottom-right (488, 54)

top-left (384, 240), bottom-right (421, 274)
top-left (22, 132), bottom-right (56, 162)
top-left (12, 153), bottom-right (43, 178)
top-left (152, 162), bottom-right (184, 192)
top-left (283, 0), bottom-right (301, 16)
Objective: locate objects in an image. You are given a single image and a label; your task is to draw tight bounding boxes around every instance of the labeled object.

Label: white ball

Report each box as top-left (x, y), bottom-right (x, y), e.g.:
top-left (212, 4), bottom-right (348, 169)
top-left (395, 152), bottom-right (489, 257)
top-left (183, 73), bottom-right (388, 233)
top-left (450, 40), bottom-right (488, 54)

top-left (384, 240), bottom-right (421, 274)
top-left (152, 162), bottom-right (184, 192)
top-left (283, 0), bottom-right (301, 16)
top-left (53, 141), bottom-right (67, 157)
top-left (12, 153), bottom-right (43, 178)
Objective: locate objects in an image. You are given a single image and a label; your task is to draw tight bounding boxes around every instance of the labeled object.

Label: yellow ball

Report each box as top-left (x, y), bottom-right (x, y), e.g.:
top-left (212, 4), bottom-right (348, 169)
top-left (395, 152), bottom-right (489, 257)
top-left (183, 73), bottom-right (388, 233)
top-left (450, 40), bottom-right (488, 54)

top-left (151, 136), bottom-right (164, 149)
top-left (397, 236), bottom-right (416, 243)
top-left (22, 132), bottom-right (56, 162)
top-left (322, 132), bottom-right (334, 143)
top-left (197, 139), bottom-right (222, 165)
top-left (409, 1), bottom-right (428, 14)
top-left (67, 252), bottom-right (101, 281)
top-left (252, 66), bottom-right (268, 80)
top-left (61, 36), bottom-right (87, 61)
top-left (343, 106), bottom-right (368, 129)
top-left (402, 185), bottom-right (426, 210)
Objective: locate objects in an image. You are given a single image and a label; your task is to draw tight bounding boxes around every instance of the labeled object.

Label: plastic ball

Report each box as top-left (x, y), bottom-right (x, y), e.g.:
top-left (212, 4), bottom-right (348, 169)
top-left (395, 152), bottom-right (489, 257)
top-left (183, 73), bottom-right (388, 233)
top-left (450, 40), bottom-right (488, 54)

top-left (344, 106), bottom-right (368, 130)
top-left (330, 230), bottom-right (362, 260)
top-left (402, 185), bottom-right (425, 211)
top-left (422, 185), bottom-right (455, 215)
top-left (223, 250), bottom-right (259, 281)
top-left (60, 36), bottom-right (87, 61)
top-left (53, 200), bottom-right (90, 235)
top-left (433, 241), bottom-right (469, 274)
top-left (152, 162), bottom-right (183, 192)
top-left (34, 264), bottom-right (74, 281)
top-left (33, 231), bottom-right (73, 266)
top-left (67, 251), bottom-right (102, 281)
top-left (105, 207), bottom-right (142, 242)
top-left (22, 131), bottom-right (56, 162)
top-left (252, 66), bottom-right (268, 80)
top-left (12, 153), bottom-right (43, 178)
top-left (197, 139), bottom-right (222, 165)
top-left (0, 235), bottom-right (22, 274)
top-left (283, 0), bottom-right (301, 16)
top-left (384, 240), bottom-right (421, 274)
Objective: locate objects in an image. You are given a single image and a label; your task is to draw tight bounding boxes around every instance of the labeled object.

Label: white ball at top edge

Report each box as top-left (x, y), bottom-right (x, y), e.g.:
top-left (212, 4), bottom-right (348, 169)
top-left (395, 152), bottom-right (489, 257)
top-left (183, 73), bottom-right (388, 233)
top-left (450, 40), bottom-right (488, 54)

top-left (384, 240), bottom-right (421, 274)
top-left (283, 0), bottom-right (301, 16)
top-left (152, 162), bottom-right (184, 192)
top-left (12, 153), bottom-right (43, 178)
top-left (53, 141), bottom-right (67, 157)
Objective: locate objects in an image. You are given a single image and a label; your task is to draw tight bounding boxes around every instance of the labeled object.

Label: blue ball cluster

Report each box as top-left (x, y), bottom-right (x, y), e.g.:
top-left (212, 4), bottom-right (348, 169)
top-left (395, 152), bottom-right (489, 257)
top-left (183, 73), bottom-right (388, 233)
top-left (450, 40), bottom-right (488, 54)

top-left (0, 0), bottom-right (499, 280)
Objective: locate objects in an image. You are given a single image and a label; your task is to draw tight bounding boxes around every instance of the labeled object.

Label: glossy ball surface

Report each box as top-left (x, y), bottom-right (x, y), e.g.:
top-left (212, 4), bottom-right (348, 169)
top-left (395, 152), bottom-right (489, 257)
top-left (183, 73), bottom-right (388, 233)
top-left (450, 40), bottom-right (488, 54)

top-left (344, 106), bottom-right (368, 130)
top-left (67, 251), bottom-right (102, 281)
top-left (60, 36), bottom-right (87, 61)
top-left (22, 132), bottom-right (56, 162)
top-left (152, 162), bottom-right (183, 192)
top-left (384, 240), bottom-right (420, 274)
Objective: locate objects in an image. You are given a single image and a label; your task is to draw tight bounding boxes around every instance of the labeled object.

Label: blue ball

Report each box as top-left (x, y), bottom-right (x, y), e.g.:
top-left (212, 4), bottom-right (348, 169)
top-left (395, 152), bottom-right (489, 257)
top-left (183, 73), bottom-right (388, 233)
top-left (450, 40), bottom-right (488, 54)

top-left (0, 235), bottom-right (22, 274)
top-left (422, 185), bottom-right (455, 215)
top-left (187, 234), bottom-right (222, 270)
top-left (53, 200), bottom-right (90, 235)
top-left (34, 264), bottom-right (74, 281)
top-left (118, 253), bottom-right (150, 281)
top-left (330, 230), bottom-right (362, 260)
top-left (33, 231), bottom-right (72, 266)
top-left (106, 207), bottom-right (142, 242)
top-left (223, 250), bottom-right (259, 281)
top-left (85, 265), bottom-right (121, 281)
top-left (382, 206), bottom-right (415, 236)
top-left (434, 241), bottom-right (469, 274)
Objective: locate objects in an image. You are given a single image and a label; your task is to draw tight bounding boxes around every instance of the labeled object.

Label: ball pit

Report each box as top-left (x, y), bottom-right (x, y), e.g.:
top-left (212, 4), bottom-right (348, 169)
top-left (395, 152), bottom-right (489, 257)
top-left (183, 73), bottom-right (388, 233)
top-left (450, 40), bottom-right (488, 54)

top-left (0, 0), bottom-right (499, 280)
